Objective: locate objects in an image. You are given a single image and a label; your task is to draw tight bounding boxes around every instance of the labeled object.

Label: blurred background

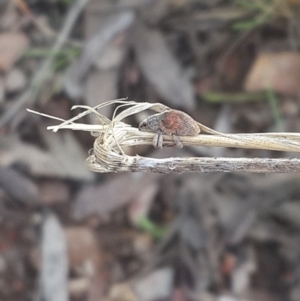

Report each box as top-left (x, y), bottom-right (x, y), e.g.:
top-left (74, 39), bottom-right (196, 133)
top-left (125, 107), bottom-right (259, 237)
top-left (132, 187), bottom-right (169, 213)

top-left (1, 0), bottom-right (300, 300)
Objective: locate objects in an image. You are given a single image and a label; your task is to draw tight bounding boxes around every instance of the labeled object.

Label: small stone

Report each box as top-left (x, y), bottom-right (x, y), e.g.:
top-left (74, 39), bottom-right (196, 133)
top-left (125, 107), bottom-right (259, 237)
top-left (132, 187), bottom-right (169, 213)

top-left (4, 68), bottom-right (27, 92)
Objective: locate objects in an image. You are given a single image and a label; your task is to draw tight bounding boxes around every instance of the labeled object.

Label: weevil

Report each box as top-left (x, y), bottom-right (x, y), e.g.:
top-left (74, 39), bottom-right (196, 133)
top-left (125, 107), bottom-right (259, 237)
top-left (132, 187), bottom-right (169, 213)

top-left (139, 109), bottom-right (200, 148)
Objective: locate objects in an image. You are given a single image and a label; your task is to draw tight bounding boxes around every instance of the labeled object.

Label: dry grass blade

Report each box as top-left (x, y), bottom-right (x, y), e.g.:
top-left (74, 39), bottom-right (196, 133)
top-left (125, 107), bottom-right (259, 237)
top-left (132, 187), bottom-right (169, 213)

top-left (28, 99), bottom-right (300, 173)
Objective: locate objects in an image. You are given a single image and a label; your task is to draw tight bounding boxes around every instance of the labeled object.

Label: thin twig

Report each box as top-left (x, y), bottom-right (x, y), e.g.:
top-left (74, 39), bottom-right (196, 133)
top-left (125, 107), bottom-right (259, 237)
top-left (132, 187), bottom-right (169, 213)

top-left (0, 0), bottom-right (90, 128)
top-left (87, 155), bottom-right (300, 174)
top-left (15, 0), bottom-right (55, 38)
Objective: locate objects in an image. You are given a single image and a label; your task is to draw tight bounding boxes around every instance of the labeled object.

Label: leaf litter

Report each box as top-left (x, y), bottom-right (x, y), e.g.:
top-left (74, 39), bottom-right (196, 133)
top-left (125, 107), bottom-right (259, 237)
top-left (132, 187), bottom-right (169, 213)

top-left (3, 1), bottom-right (300, 300)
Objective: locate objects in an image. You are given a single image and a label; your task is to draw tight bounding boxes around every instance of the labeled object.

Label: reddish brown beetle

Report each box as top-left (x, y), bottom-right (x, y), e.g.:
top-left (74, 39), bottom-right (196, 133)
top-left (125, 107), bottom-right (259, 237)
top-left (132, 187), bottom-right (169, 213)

top-left (139, 109), bottom-right (200, 148)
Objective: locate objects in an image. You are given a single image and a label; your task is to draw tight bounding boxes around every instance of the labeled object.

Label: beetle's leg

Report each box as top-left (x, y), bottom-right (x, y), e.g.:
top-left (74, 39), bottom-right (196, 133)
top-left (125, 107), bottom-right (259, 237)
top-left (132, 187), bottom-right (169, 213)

top-left (153, 132), bottom-right (163, 148)
top-left (173, 134), bottom-right (183, 149)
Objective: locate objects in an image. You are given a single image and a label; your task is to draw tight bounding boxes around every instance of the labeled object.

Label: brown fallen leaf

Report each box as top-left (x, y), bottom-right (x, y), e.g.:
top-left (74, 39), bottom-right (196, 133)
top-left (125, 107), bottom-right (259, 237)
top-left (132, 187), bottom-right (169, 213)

top-left (87, 273), bottom-right (107, 301)
top-left (0, 32), bottom-right (29, 72)
top-left (41, 129), bottom-right (94, 181)
top-left (64, 10), bottom-right (134, 99)
top-left (108, 283), bottom-right (138, 301)
top-left (68, 277), bottom-right (90, 299)
top-left (0, 134), bottom-right (93, 180)
top-left (85, 69), bottom-right (118, 122)
top-left (244, 52), bottom-right (300, 95)
top-left (38, 180), bottom-right (70, 205)
top-left (0, 166), bottom-right (38, 204)
top-left (65, 227), bottom-right (102, 275)
top-left (170, 289), bottom-right (188, 301)
top-left (128, 182), bottom-right (159, 226)
top-left (133, 22), bottom-right (195, 109)
top-left (73, 173), bottom-right (160, 220)
top-left (83, 3), bottom-right (132, 122)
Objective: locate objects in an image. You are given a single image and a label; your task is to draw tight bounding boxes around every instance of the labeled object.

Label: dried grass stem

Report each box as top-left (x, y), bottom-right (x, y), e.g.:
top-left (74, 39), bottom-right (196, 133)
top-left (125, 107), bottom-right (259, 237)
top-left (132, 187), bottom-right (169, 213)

top-left (28, 99), bottom-right (300, 173)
